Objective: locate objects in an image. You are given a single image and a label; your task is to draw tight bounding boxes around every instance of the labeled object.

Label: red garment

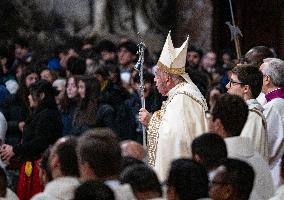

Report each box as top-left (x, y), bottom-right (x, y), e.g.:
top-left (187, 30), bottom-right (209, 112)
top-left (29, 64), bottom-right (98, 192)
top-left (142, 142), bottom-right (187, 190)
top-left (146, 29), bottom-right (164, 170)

top-left (17, 160), bottom-right (43, 200)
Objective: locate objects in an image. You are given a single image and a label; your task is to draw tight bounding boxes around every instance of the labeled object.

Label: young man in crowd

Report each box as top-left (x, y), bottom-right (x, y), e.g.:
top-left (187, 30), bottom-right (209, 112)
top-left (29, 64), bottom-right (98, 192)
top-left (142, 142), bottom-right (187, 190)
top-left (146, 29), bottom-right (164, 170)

top-left (226, 64), bottom-right (268, 160)
top-left (209, 158), bottom-right (255, 200)
top-left (77, 128), bottom-right (135, 200)
top-left (209, 94), bottom-right (274, 200)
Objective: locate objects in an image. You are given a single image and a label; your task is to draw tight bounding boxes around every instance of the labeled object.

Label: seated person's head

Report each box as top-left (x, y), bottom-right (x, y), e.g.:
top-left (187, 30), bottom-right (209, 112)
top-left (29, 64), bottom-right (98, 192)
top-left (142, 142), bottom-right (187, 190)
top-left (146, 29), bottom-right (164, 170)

top-left (77, 128), bottom-right (122, 181)
top-left (120, 164), bottom-right (162, 200)
top-left (167, 159), bottom-right (209, 200)
top-left (120, 140), bottom-right (146, 161)
top-left (191, 133), bottom-right (227, 172)
top-left (209, 94), bottom-right (248, 138)
top-left (209, 158), bottom-right (255, 200)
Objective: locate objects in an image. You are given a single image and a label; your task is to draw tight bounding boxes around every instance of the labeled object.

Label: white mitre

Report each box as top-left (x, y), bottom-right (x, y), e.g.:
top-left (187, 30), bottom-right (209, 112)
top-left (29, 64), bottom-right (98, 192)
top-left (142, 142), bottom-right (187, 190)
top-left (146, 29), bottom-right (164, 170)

top-left (157, 31), bottom-right (192, 83)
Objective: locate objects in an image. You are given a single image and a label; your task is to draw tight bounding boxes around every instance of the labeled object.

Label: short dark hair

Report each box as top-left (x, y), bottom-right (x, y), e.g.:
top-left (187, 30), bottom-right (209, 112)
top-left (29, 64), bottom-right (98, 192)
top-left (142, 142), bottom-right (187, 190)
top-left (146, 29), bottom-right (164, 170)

top-left (220, 158), bottom-right (255, 200)
top-left (187, 45), bottom-right (203, 58)
top-left (245, 46), bottom-right (274, 67)
top-left (14, 37), bottom-right (29, 49)
top-left (120, 164), bottom-right (162, 197)
top-left (97, 40), bottom-right (117, 53)
top-left (54, 137), bottom-right (79, 177)
top-left (29, 79), bottom-right (58, 109)
top-left (122, 156), bottom-right (145, 171)
top-left (74, 181), bottom-right (115, 200)
top-left (77, 128), bottom-right (122, 179)
top-left (191, 133), bottom-right (227, 170)
top-left (231, 64), bottom-right (263, 98)
top-left (167, 159), bottom-right (209, 200)
top-left (212, 94), bottom-right (248, 137)
top-left (67, 57), bottom-right (86, 75)
top-left (118, 41), bottom-right (138, 55)
top-left (0, 167), bottom-right (7, 197)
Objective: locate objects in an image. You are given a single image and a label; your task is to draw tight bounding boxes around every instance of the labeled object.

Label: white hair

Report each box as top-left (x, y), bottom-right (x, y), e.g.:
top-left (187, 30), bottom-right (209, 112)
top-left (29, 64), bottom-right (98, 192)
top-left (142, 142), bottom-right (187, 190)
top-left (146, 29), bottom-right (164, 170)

top-left (52, 78), bottom-right (66, 88)
top-left (262, 58), bottom-right (284, 87)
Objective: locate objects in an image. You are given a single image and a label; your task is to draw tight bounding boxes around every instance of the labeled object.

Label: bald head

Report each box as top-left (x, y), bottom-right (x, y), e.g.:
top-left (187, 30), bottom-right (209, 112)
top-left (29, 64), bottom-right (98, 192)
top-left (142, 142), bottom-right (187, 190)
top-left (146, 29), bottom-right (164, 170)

top-left (121, 140), bottom-right (146, 161)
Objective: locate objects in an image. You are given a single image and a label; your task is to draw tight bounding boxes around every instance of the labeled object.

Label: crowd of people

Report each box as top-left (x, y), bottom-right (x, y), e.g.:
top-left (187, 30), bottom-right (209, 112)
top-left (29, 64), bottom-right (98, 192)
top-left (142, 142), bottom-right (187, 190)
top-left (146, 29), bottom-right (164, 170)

top-left (0, 30), bottom-right (283, 200)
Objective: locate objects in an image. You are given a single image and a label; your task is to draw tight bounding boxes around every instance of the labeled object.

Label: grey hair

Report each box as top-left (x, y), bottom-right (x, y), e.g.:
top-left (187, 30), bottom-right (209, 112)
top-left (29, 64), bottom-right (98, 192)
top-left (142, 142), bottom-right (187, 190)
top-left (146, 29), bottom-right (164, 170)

top-left (262, 58), bottom-right (284, 87)
top-left (170, 74), bottom-right (185, 85)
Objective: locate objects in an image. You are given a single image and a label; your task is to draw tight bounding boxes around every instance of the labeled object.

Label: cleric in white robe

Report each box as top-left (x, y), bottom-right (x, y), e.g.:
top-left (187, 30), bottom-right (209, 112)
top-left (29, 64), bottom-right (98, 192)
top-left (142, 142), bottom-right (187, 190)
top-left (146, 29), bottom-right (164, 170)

top-left (139, 32), bottom-right (208, 181)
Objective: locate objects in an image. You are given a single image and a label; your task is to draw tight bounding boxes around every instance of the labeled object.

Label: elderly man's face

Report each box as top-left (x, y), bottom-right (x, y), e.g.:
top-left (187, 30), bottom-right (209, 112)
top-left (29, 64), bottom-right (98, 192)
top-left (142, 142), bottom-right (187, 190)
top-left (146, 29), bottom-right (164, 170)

top-left (154, 70), bottom-right (170, 96)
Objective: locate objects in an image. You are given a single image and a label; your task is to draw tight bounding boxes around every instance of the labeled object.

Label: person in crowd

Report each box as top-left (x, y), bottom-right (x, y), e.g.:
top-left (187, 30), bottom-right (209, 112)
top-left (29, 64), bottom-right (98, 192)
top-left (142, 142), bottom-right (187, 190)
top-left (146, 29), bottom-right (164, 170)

top-left (269, 154), bottom-right (284, 200)
top-left (128, 71), bottom-right (162, 142)
top-left (208, 94), bottom-right (274, 200)
top-left (167, 159), bottom-right (210, 200)
top-left (209, 158), bottom-right (255, 200)
top-left (13, 37), bottom-right (32, 66)
top-left (66, 57), bottom-right (86, 77)
top-left (0, 166), bottom-right (19, 200)
top-left (117, 41), bottom-right (138, 89)
top-left (244, 46), bottom-right (275, 106)
top-left (199, 50), bottom-right (219, 82)
top-left (71, 76), bottom-right (115, 135)
top-left (186, 45), bottom-right (203, 70)
top-left (207, 83), bottom-right (222, 109)
top-left (226, 64), bottom-right (268, 160)
top-left (96, 40), bottom-right (117, 64)
top-left (0, 80), bottom-right (63, 200)
top-left (0, 46), bottom-right (19, 94)
top-left (77, 128), bottom-right (135, 200)
top-left (260, 58), bottom-right (284, 186)
top-left (52, 78), bottom-right (66, 107)
top-left (245, 46), bottom-right (275, 68)
top-left (73, 181), bottom-right (115, 200)
top-left (120, 164), bottom-right (164, 200)
top-left (191, 133), bottom-right (227, 175)
top-left (60, 76), bottom-right (79, 135)
top-left (38, 148), bottom-right (52, 187)
top-left (31, 137), bottom-right (80, 200)
top-left (0, 66), bottom-right (39, 146)
top-left (139, 32), bottom-right (208, 181)
top-left (40, 68), bottom-right (58, 83)
top-left (120, 140), bottom-right (146, 161)
top-left (95, 65), bottom-right (137, 140)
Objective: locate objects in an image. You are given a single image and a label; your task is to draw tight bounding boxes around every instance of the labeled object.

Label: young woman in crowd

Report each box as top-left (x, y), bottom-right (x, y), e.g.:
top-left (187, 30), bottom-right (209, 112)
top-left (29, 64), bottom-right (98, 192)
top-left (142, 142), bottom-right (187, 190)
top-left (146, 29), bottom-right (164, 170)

top-left (71, 76), bottom-right (115, 135)
top-left (0, 80), bottom-right (63, 200)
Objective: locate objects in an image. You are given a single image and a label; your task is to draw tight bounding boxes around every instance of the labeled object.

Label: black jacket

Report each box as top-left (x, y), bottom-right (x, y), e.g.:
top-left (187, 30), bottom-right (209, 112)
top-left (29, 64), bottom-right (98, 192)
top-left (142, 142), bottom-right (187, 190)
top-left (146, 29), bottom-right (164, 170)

top-left (13, 106), bottom-right (63, 161)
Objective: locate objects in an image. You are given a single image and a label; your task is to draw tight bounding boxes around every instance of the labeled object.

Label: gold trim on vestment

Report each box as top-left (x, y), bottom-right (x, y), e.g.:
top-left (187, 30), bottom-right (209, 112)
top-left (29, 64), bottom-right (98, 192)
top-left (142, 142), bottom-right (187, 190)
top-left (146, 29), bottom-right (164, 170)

top-left (147, 82), bottom-right (208, 167)
top-left (249, 108), bottom-right (267, 129)
top-left (157, 61), bottom-right (185, 75)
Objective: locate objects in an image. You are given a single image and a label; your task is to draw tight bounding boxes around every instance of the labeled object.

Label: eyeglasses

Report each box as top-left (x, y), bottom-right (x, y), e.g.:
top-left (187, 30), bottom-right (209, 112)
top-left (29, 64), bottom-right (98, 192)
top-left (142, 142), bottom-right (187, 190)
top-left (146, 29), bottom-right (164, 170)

top-left (228, 79), bottom-right (244, 87)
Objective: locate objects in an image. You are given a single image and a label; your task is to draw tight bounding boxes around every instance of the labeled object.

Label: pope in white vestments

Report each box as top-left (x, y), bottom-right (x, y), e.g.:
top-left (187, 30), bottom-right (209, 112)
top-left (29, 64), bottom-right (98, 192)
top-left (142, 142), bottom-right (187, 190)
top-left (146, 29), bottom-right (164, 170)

top-left (142, 32), bottom-right (208, 181)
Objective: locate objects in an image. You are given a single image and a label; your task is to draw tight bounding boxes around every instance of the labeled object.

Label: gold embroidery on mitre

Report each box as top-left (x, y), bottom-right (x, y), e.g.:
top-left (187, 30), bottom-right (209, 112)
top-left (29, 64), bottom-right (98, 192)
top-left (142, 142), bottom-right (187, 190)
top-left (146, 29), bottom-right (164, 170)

top-left (157, 61), bottom-right (185, 75)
